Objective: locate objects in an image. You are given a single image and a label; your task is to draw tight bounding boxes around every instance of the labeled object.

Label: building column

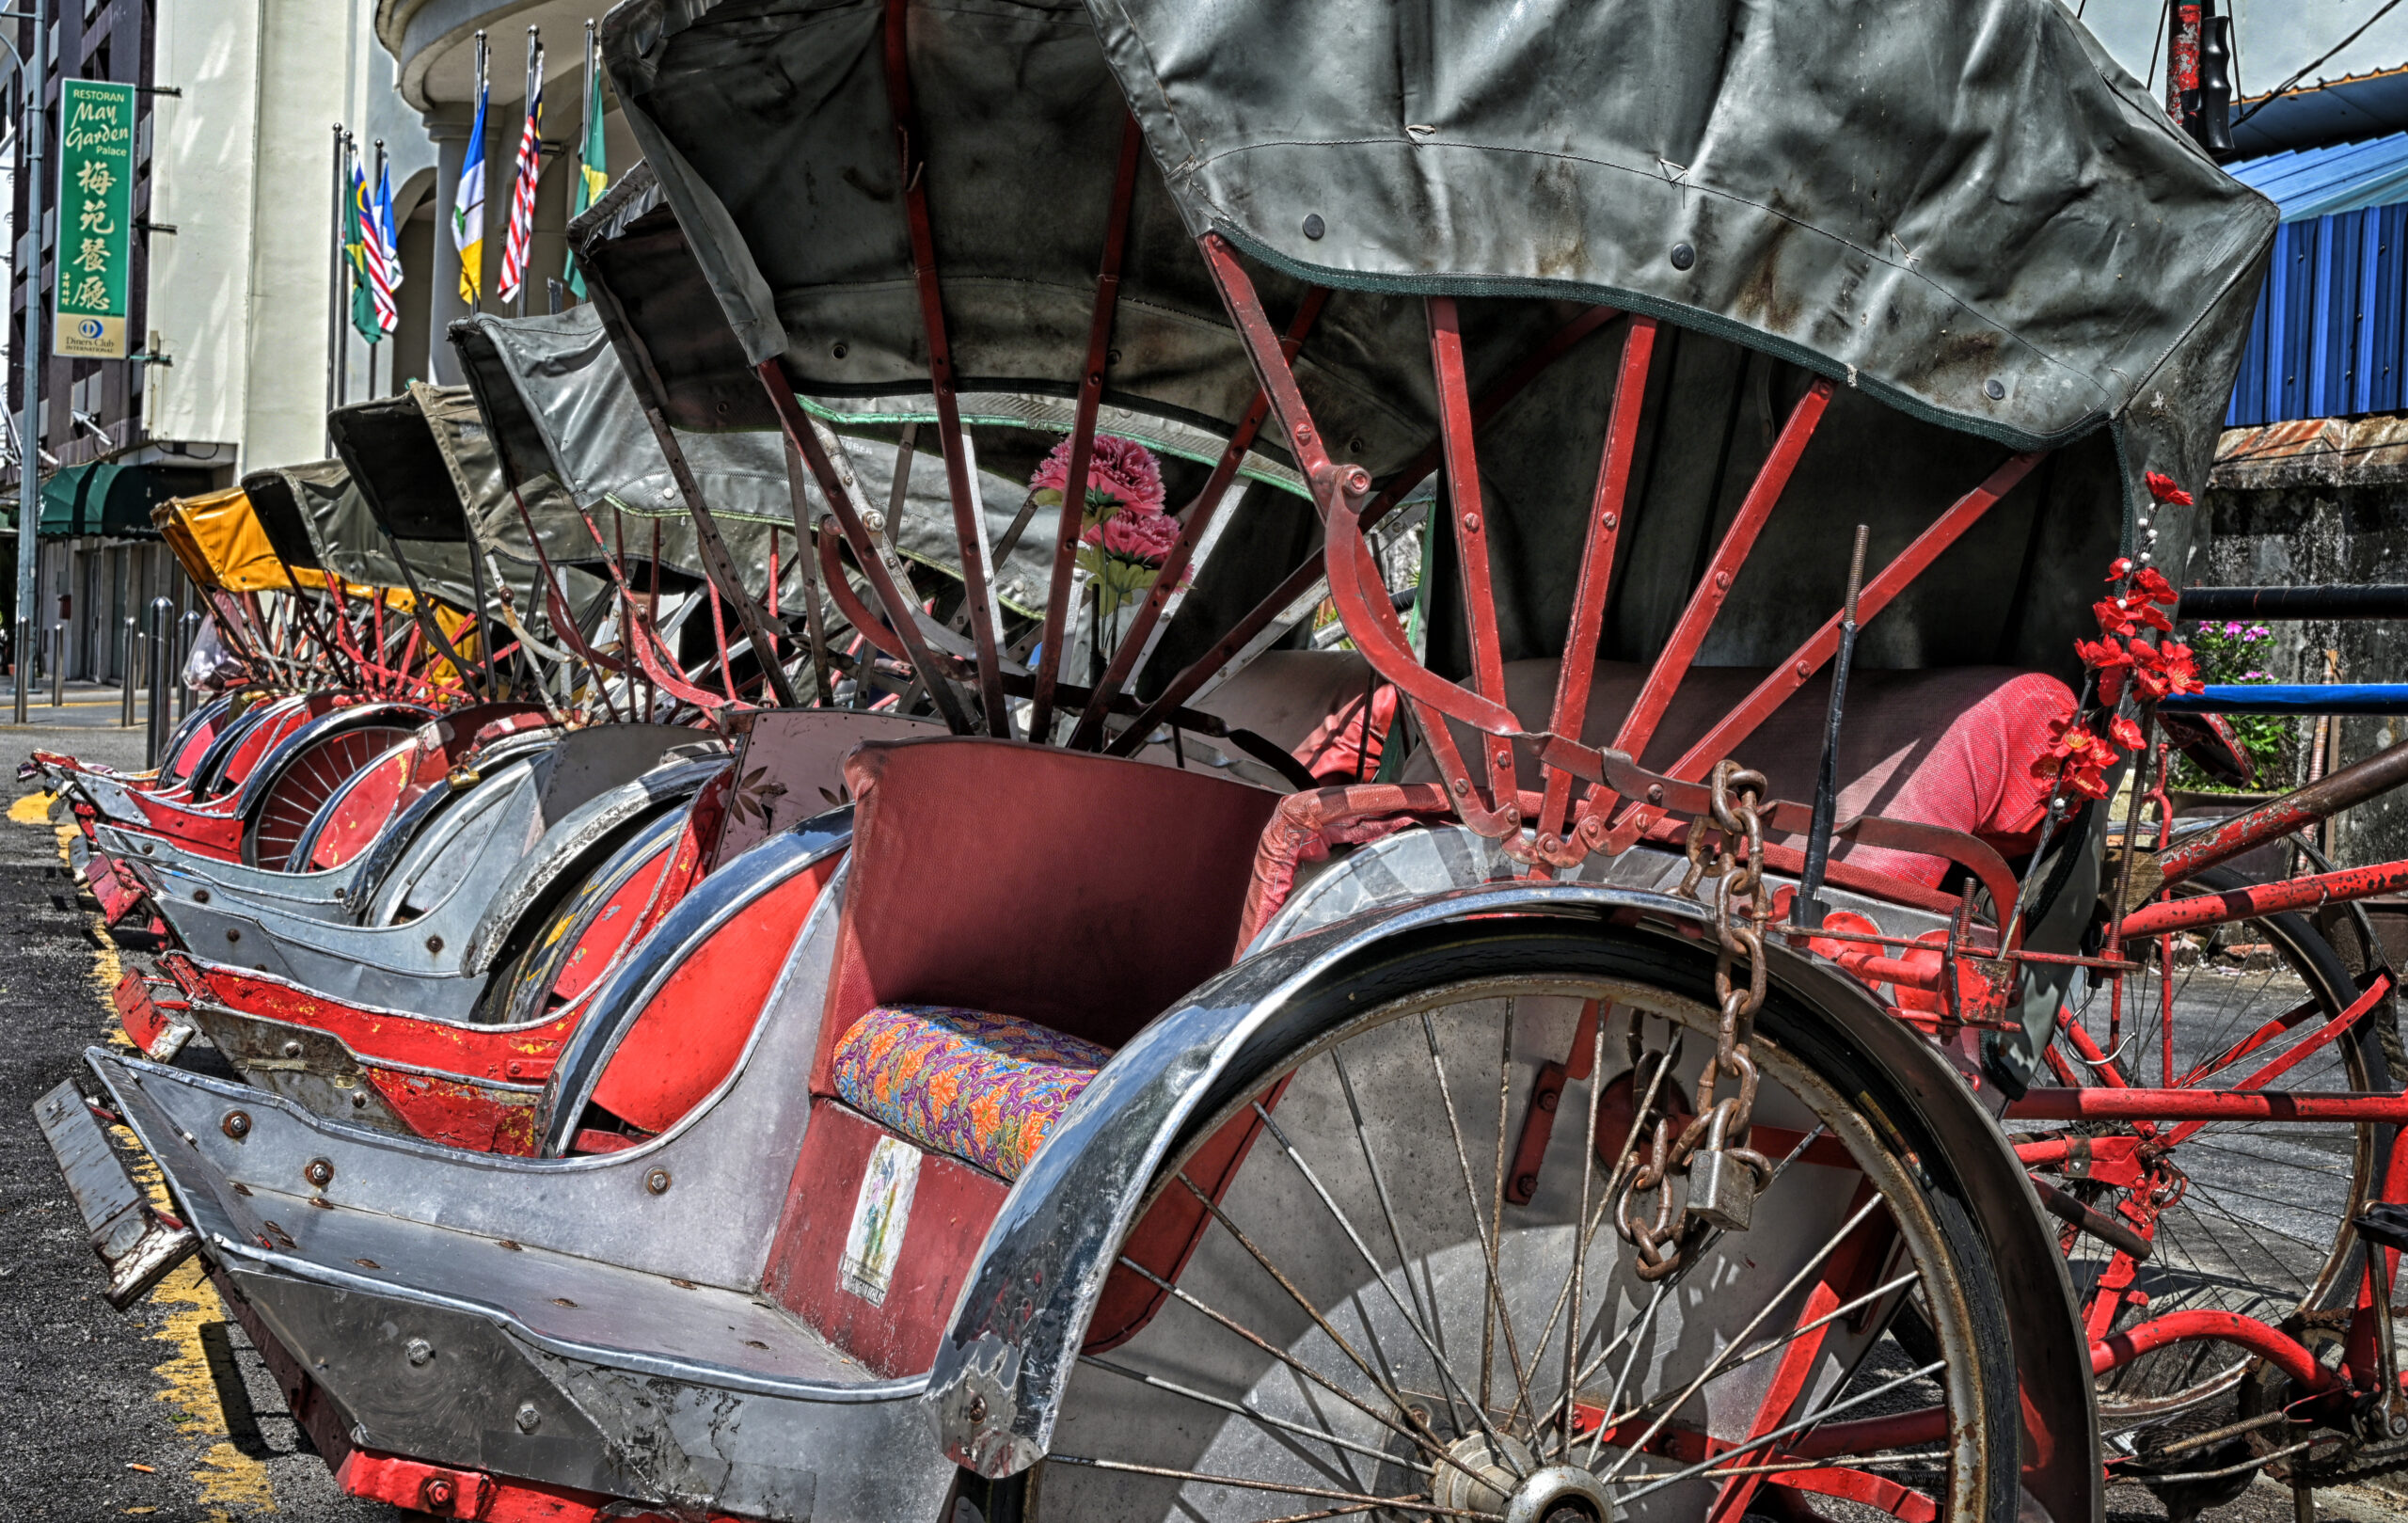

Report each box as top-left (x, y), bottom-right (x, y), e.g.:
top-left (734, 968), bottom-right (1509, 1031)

top-left (422, 103), bottom-right (474, 385)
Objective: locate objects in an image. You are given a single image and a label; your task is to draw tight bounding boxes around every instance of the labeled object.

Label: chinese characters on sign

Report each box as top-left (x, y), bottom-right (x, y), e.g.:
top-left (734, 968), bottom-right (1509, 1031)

top-left (55, 79), bottom-right (135, 360)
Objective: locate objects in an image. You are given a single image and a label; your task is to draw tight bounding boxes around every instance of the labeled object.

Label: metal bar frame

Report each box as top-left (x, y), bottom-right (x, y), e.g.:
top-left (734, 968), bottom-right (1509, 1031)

top-left (757, 358), bottom-right (975, 733)
top-left (882, 0), bottom-right (1009, 734)
top-left (1028, 116), bottom-right (1144, 741)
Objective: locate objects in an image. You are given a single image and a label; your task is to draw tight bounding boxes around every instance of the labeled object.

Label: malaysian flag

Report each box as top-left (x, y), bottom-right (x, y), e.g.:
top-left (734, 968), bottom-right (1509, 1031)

top-left (496, 36), bottom-right (545, 307)
top-left (356, 153), bottom-right (402, 335)
top-left (344, 154), bottom-right (395, 341)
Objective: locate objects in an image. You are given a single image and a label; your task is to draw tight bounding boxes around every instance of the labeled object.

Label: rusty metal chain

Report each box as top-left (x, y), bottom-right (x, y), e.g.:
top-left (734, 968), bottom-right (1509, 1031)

top-left (1621, 761), bottom-right (1777, 1279)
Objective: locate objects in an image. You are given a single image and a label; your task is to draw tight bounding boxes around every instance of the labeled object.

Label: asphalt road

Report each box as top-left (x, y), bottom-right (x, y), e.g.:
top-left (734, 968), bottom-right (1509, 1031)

top-left (0, 717), bottom-right (404, 1522)
top-left (0, 706), bottom-right (2401, 1522)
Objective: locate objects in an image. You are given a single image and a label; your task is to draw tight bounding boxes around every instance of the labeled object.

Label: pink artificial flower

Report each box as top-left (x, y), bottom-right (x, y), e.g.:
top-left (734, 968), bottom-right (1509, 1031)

top-left (1094, 509), bottom-right (1180, 564)
top-left (1028, 434), bottom-right (1167, 518)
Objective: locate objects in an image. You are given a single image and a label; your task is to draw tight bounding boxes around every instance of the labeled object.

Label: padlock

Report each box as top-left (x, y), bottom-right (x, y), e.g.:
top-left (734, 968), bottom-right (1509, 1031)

top-left (1687, 1104), bottom-right (1768, 1232)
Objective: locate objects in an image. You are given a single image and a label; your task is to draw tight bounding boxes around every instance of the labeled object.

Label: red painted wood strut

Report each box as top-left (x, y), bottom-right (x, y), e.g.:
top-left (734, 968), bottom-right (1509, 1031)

top-left (1532, 316), bottom-right (1660, 849)
top-left (1106, 287), bottom-right (1620, 757)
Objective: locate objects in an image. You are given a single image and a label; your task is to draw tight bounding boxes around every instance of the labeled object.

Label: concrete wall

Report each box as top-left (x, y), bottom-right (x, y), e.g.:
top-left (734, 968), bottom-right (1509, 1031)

top-left (146, 0), bottom-right (437, 475)
top-left (2193, 481), bottom-right (2408, 870)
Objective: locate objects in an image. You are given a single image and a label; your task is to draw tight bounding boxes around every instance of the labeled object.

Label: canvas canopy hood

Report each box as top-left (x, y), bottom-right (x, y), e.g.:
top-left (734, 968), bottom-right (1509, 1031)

top-left (555, 169), bottom-right (1103, 620)
top-left (603, 0), bottom-right (2276, 678)
top-left (241, 460), bottom-right (440, 603)
top-left (154, 488), bottom-right (297, 595)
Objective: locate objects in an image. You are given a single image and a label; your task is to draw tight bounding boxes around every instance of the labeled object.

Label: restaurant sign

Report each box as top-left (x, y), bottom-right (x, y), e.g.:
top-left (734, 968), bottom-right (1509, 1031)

top-left (55, 79), bottom-right (135, 360)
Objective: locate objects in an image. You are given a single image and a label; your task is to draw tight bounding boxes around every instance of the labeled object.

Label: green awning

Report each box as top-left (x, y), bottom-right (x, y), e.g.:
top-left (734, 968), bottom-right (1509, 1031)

top-left (37, 462), bottom-right (96, 537)
top-left (36, 461), bottom-right (216, 539)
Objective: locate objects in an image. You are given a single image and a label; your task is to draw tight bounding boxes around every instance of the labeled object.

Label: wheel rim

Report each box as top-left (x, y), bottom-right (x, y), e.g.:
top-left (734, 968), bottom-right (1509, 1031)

top-left (243, 725), bottom-right (416, 869)
top-left (2053, 873), bottom-right (2381, 1426)
top-left (1037, 969), bottom-right (2001, 1522)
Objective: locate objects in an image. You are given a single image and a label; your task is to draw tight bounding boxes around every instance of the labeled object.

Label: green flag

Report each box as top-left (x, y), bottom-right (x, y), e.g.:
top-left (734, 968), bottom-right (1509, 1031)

top-left (563, 50), bottom-right (607, 300)
top-left (343, 156), bottom-right (382, 346)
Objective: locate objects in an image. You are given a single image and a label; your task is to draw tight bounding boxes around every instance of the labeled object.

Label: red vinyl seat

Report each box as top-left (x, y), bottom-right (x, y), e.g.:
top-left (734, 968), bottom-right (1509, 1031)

top-left (1413, 660), bottom-right (2077, 886)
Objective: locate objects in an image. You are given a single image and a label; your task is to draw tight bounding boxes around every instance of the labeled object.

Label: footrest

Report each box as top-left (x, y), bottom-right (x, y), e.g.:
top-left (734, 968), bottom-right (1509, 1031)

top-left (113, 972), bottom-right (196, 1060)
top-left (32, 1077), bottom-right (198, 1308)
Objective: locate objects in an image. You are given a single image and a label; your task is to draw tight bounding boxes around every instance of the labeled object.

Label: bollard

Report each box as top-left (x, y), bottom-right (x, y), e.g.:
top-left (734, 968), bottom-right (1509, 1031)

top-left (10, 617), bottom-right (26, 722)
top-left (146, 598), bottom-right (173, 769)
top-left (50, 624), bottom-right (63, 706)
top-left (119, 618), bottom-right (138, 727)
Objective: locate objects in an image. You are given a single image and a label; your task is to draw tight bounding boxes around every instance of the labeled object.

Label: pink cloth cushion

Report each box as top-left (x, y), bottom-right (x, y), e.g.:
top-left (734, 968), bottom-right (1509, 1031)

top-left (830, 1005), bottom-right (1110, 1180)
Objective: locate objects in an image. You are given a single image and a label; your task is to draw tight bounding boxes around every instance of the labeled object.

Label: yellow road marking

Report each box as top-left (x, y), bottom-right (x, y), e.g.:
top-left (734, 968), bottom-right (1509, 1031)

top-left (9, 789), bottom-right (55, 822)
top-left (55, 814), bottom-right (277, 1517)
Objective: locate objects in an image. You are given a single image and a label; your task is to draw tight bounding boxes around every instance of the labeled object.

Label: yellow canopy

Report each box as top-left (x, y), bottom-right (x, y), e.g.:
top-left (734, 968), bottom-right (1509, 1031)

top-left (155, 489), bottom-right (306, 594)
top-left (155, 489), bottom-right (424, 608)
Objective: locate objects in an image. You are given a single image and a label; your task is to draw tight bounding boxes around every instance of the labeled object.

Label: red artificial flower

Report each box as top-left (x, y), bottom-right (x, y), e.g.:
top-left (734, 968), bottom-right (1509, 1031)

top-left (1089, 508), bottom-right (1180, 564)
top-left (2107, 557), bottom-right (2135, 581)
top-left (2127, 639), bottom-right (2204, 703)
top-left (2110, 715), bottom-right (2147, 750)
top-left (2131, 565), bottom-right (2179, 607)
top-left (2145, 470), bottom-right (2194, 507)
top-left (1029, 434), bottom-right (1168, 518)
top-left (2030, 715), bottom-right (2120, 801)
top-left (2094, 598), bottom-right (2139, 640)
top-left (2075, 637), bottom-right (2132, 674)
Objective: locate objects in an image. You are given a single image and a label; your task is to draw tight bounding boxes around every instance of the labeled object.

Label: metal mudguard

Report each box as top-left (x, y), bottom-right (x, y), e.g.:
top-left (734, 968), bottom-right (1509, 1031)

top-left (925, 877), bottom-right (2099, 1523)
top-left (156, 758), bottom-right (723, 1022)
top-left (107, 727), bottom-right (563, 912)
top-left (67, 819), bottom-right (950, 1520)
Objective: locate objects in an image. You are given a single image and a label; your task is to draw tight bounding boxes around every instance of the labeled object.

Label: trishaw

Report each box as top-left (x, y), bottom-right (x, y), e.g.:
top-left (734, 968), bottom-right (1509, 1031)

top-left (41, 0), bottom-right (2408, 1520)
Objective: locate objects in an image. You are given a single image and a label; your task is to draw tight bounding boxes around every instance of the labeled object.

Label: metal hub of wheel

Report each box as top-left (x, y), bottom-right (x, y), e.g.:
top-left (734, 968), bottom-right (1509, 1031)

top-left (1432, 1432), bottom-right (1536, 1515)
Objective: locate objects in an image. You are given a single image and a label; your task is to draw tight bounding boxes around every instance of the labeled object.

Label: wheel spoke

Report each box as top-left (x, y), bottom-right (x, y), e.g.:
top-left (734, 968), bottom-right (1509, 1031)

top-left (1332, 1047), bottom-right (1466, 1437)
top-left (1611, 1359), bottom-right (1946, 1503)
top-left (1251, 1102), bottom-right (1529, 1479)
top-left (1413, 1011), bottom-right (1540, 1439)
top-left (1044, 1455), bottom-right (1500, 1519)
top-left (1079, 1355), bottom-right (1433, 1477)
top-left (1595, 1193), bottom-right (1886, 1483)
top-left (1170, 1173), bottom-right (1458, 1467)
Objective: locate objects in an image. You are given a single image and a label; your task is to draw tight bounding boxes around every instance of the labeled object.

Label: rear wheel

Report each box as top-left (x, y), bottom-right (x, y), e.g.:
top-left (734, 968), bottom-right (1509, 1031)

top-left (1035, 936), bottom-right (2020, 1521)
top-left (241, 724), bottom-right (417, 869)
top-left (2044, 865), bottom-right (2390, 1429)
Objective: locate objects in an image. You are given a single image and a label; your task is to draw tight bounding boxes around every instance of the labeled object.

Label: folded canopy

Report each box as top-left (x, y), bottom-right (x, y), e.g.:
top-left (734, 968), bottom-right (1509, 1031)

top-left (604, 0), bottom-right (2275, 678)
top-left (153, 488), bottom-right (296, 594)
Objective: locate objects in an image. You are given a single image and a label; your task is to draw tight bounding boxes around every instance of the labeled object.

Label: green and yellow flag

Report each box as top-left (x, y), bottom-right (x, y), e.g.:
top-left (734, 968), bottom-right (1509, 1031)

top-left (564, 35), bottom-right (608, 300)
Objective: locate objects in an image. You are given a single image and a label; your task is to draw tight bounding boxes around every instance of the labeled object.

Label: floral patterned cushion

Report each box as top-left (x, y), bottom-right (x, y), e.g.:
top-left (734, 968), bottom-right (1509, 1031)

top-left (830, 1005), bottom-right (1112, 1180)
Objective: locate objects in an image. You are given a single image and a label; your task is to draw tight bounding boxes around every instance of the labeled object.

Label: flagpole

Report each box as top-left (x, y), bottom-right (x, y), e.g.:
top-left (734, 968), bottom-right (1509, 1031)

top-left (335, 130), bottom-right (354, 412)
top-left (468, 30), bottom-right (487, 316)
top-left (325, 122), bottom-right (344, 452)
top-left (518, 25), bottom-right (536, 319)
top-left (372, 138), bottom-right (387, 399)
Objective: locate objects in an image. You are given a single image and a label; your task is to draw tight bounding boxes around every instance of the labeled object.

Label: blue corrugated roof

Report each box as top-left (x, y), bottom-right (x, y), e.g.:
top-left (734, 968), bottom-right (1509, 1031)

top-left (2228, 132), bottom-right (2408, 220)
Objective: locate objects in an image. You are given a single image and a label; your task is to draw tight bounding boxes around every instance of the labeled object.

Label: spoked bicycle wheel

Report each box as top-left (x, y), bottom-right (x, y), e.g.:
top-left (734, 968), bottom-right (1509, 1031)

top-left (2046, 865), bottom-right (2391, 1428)
top-left (241, 723), bottom-right (418, 869)
top-left (1034, 933), bottom-right (2020, 1522)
